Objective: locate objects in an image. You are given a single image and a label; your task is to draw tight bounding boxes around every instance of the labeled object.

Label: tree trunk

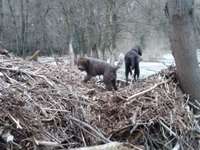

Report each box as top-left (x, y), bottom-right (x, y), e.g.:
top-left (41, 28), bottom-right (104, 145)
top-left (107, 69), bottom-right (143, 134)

top-left (91, 44), bottom-right (99, 58)
top-left (41, 7), bottom-right (49, 52)
top-left (61, 3), bottom-right (72, 54)
top-left (0, 0), bottom-right (3, 42)
top-left (167, 0), bottom-right (200, 100)
top-left (25, 0), bottom-right (29, 52)
top-left (20, 0), bottom-right (25, 56)
top-left (8, 0), bottom-right (20, 53)
top-left (87, 2), bottom-right (97, 57)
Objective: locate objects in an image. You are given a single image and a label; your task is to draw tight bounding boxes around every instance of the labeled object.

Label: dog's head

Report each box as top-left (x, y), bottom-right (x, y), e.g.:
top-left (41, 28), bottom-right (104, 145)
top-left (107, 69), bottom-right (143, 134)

top-left (77, 57), bottom-right (89, 71)
top-left (133, 46), bottom-right (142, 56)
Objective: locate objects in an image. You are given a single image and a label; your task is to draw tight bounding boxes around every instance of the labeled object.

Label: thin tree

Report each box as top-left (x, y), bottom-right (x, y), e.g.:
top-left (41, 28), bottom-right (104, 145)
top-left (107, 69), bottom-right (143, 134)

top-left (0, 0), bottom-right (3, 42)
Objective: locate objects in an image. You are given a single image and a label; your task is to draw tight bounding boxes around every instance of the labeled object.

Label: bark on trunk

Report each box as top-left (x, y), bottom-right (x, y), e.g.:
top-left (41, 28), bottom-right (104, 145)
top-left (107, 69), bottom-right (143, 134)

top-left (167, 0), bottom-right (200, 100)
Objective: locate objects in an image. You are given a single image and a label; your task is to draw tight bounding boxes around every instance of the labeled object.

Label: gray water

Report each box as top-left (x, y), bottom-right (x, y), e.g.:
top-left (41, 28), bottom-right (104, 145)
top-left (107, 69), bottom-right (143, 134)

top-left (117, 53), bottom-right (175, 80)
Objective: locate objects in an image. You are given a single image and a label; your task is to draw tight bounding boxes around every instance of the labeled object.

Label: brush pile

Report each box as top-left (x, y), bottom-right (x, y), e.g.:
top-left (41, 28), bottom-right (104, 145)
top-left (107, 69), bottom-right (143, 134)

top-left (0, 55), bottom-right (198, 150)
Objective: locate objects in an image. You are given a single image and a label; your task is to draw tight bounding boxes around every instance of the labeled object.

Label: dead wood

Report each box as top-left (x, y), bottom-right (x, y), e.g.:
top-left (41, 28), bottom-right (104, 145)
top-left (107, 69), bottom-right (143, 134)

top-left (69, 142), bottom-right (143, 150)
top-left (27, 50), bottom-right (40, 61)
top-left (0, 56), bottom-right (197, 149)
top-left (126, 79), bottom-right (171, 104)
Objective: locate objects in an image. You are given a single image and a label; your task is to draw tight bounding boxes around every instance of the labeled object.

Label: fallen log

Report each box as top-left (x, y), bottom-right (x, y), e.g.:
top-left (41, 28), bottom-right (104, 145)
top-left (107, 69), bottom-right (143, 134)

top-left (69, 142), bottom-right (143, 150)
top-left (33, 137), bottom-right (62, 147)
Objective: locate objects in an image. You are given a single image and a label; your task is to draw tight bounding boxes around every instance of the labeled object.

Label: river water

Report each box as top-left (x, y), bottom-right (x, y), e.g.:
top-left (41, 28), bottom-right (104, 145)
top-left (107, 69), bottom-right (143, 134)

top-left (117, 53), bottom-right (175, 80)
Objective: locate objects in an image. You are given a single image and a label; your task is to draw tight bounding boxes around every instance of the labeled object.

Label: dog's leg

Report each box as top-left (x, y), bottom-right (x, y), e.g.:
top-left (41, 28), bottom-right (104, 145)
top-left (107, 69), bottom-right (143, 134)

top-left (125, 64), bottom-right (131, 85)
top-left (112, 79), bottom-right (118, 90)
top-left (134, 62), bottom-right (140, 81)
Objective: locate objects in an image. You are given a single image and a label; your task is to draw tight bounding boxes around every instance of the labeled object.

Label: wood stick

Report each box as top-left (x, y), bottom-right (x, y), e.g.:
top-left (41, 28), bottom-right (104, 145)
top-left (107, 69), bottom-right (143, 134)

top-left (34, 137), bottom-right (61, 147)
top-left (68, 115), bottom-right (111, 143)
top-left (159, 120), bottom-right (177, 137)
top-left (126, 79), bottom-right (170, 105)
top-left (172, 142), bottom-right (180, 150)
top-left (0, 66), bottom-right (54, 87)
top-left (3, 73), bottom-right (26, 89)
top-left (8, 113), bottom-right (23, 129)
top-left (25, 92), bottom-right (49, 118)
top-left (69, 142), bottom-right (143, 150)
top-left (42, 108), bottom-right (70, 113)
top-left (40, 108), bottom-right (110, 143)
top-left (28, 50), bottom-right (40, 61)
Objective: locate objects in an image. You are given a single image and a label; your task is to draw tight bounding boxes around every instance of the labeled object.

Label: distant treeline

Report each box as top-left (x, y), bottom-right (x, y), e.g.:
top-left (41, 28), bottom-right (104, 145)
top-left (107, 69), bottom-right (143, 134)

top-left (0, 0), bottom-right (169, 58)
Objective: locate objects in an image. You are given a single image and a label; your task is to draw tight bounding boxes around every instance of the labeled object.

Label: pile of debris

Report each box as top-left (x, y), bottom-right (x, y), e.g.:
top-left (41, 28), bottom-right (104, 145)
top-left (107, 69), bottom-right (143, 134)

top-left (0, 55), bottom-right (198, 150)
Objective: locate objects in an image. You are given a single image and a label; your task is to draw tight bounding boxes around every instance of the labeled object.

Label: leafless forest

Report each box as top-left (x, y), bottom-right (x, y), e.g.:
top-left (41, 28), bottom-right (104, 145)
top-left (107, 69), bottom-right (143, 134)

top-left (0, 0), bottom-right (172, 58)
top-left (1, 0), bottom-right (200, 150)
top-left (1, 0), bottom-right (200, 59)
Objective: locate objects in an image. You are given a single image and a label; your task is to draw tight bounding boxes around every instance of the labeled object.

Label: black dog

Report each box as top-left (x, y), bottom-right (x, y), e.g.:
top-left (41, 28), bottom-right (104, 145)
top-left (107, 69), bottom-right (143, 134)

top-left (77, 57), bottom-right (120, 90)
top-left (124, 46), bottom-right (142, 85)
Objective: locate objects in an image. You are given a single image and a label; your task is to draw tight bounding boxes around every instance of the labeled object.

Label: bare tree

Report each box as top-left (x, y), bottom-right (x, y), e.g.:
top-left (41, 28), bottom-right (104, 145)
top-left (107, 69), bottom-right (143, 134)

top-left (7, 0), bottom-right (20, 53)
top-left (0, 0), bottom-right (3, 42)
top-left (0, 0), bottom-right (170, 57)
top-left (20, 0), bottom-right (25, 56)
top-left (167, 0), bottom-right (200, 100)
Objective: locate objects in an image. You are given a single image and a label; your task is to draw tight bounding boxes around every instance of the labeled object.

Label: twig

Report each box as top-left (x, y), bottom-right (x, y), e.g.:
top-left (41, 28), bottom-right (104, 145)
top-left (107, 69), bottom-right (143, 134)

top-left (75, 123), bottom-right (104, 145)
top-left (0, 66), bottom-right (54, 87)
top-left (125, 79), bottom-right (171, 105)
top-left (8, 113), bottom-right (23, 129)
top-left (28, 50), bottom-right (40, 61)
top-left (68, 115), bottom-right (111, 143)
top-left (172, 142), bottom-right (180, 150)
top-left (25, 91), bottom-right (49, 118)
top-left (69, 142), bottom-right (143, 150)
top-left (81, 130), bottom-right (87, 147)
top-left (33, 137), bottom-right (61, 147)
top-left (42, 108), bottom-right (70, 113)
top-left (43, 130), bottom-right (62, 143)
top-left (188, 101), bottom-right (200, 110)
top-left (130, 107), bottom-right (139, 125)
top-left (3, 73), bottom-right (26, 89)
top-left (159, 120), bottom-right (177, 137)
top-left (194, 114), bottom-right (200, 119)
top-left (39, 108), bottom-right (110, 143)
top-left (195, 99), bottom-right (200, 108)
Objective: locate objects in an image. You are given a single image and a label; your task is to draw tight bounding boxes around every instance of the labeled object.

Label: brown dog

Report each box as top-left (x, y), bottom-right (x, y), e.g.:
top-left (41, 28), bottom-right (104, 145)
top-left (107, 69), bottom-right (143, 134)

top-left (77, 57), bottom-right (119, 90)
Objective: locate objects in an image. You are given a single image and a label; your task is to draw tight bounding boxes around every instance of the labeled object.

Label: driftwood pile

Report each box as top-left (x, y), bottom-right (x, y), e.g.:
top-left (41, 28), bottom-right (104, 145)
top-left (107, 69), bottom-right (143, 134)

top-left (0, 55), bottom-right (198, 150)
